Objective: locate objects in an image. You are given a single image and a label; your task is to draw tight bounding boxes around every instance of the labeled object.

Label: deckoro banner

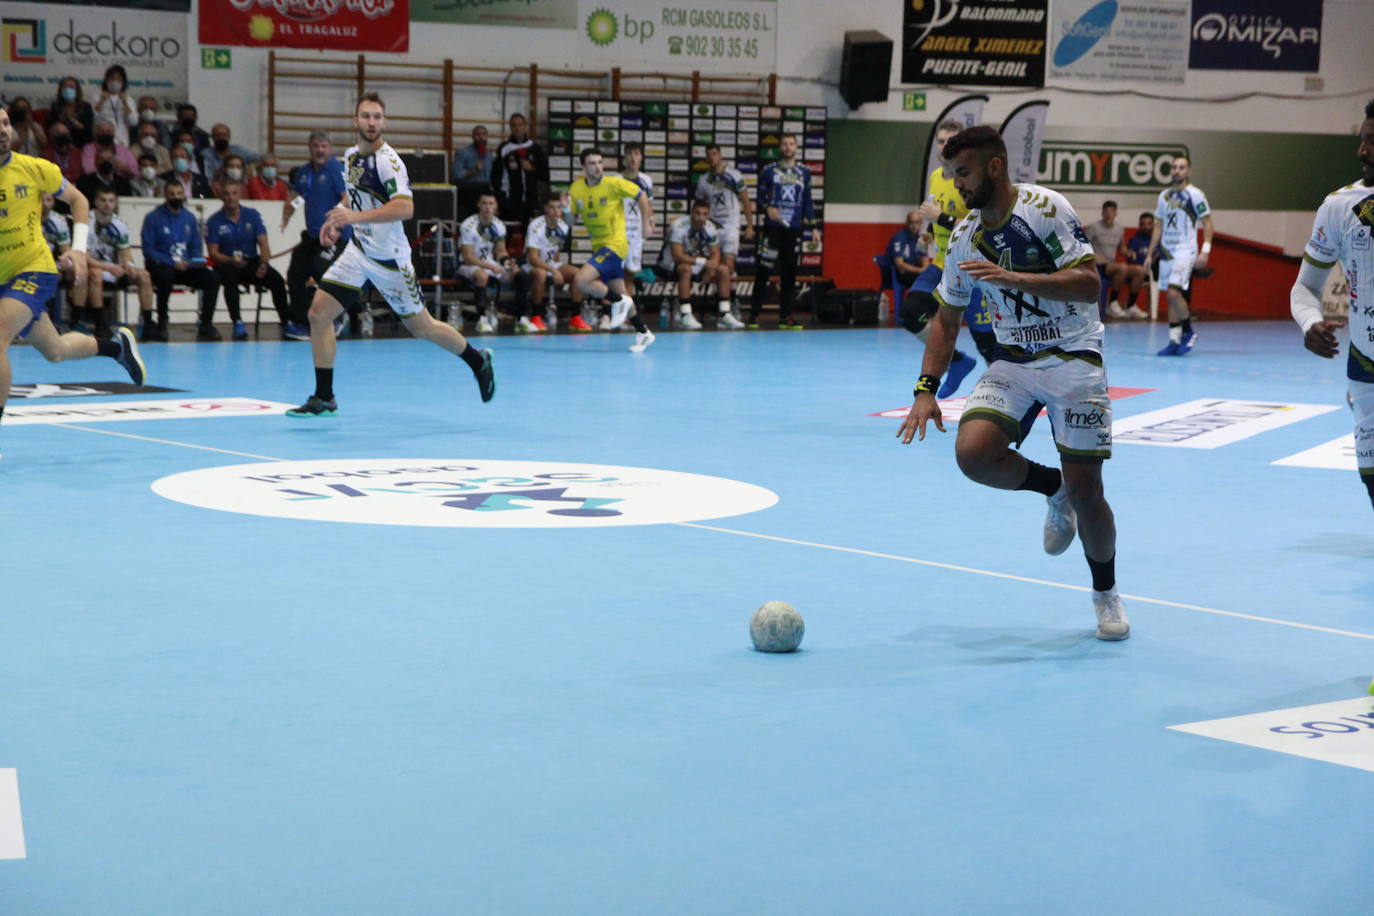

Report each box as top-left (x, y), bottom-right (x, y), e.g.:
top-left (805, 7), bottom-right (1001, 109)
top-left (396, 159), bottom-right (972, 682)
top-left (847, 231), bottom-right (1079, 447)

top-left (198, 0), bottom-right (409, 52)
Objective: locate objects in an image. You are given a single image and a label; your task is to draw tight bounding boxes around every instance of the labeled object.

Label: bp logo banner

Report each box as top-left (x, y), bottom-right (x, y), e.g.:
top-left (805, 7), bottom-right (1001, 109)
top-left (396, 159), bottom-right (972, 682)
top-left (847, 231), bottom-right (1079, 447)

top-left (198, 0), bottom-right (409, 53)
top-left (1188, 0), bottom-right (1321, 72)
top-left (901, 0), bottom-right (1048, 88)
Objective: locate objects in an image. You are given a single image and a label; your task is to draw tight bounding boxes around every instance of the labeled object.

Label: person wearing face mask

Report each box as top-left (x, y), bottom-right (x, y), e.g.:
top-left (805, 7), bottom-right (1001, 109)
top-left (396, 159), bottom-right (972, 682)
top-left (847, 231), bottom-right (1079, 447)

top-left (42, 124), bottom-right (85, 184)
top-left (93, 65), bottom-right (138, 137)
top-left (135, 96), bottom-right (170, 146)
top-left (211, 153), bottom-right (246, 199)
top-left (200, 123), bottom-right (256, 178)
top-left (48, 76), bottom-right (95, 147)
top-left (159, 148), bottom-right (212, 199)
top-left (134, 121), bottom-right (171, 173)
top-left (76, 147), bottom-right (132, 201)
top-left (174, 103), bottom-right (210, 154)
top-left (130, 154), bottom-right (163, 198)
top-left (139, 181), bottom-right (220, 341)
top-left (245, 154), bottom-right (289, 200)
top-left (80, 119), bottom-right (138, 178)
top-left (6, 98), bottom-right (46, 157)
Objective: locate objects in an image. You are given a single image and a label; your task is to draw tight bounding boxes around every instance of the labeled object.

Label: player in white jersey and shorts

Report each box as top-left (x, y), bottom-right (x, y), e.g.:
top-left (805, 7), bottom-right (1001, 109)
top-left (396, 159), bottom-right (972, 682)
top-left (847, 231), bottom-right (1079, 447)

top-left (85, 186), bottom-right (152, 336)
top-left (615, 142), bottom-right (654, 329)
top-left (457, 190), bottom-right (517, 335)
top-left (1146, 155), bottom-right (1213, 356)
top-left (897, 125), bottom-right (1129, 641)
top-left (286, 93), bottom-right (495, 417)
top-left (654, 199), bottom-right (727, 328)
top-left (523, 192), bottom-right (585, 332)
top-left (695, 144), bottom-right (752, 327)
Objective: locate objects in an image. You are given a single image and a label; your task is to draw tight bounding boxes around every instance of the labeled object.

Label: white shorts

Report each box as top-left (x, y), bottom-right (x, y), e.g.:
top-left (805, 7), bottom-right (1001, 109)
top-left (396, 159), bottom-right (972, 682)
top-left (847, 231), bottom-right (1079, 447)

top-left (1159, 251), bottom-right (1196, 291)
top-left (626, 233), bottom-right (644, 272)
top-left (321, 242), bottom-right (426, 317)
top-left (457, 263), bottom-right (513, 285)
top-left (1352, 378), bottom-right (1374, 475)
top-left (521, 260), bottom-right (566, 274)
top-left (962, 356), bottom-right (1112, 460)
top-left (718, 222), bottom-right (741, 257)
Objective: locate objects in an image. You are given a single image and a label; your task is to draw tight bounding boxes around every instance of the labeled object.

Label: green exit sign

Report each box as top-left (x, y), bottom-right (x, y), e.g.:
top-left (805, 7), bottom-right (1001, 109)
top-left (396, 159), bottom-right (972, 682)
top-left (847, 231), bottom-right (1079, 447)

top-left (902, 92), bottom-right (926, 112)
top-left (202, 48), bottom-right (232, 69)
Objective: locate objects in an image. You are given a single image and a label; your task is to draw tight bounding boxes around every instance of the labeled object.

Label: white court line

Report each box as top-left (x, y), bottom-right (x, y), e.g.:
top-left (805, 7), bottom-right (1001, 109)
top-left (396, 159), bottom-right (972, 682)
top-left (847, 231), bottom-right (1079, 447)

top-left (674, 522), bottom-right (1374, 642)
top-left (0, 769), bottom-right (26, 860)
top-left (50, 423), bottom-right (286, 461)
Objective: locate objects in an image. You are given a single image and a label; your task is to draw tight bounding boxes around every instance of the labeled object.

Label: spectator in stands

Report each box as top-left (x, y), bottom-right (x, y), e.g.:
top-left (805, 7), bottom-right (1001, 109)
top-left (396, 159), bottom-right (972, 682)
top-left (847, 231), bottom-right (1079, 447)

top-left (42, 122), bottom-right (84, 184)
top-left (453, 125), bottom-right (496, 217)
top-left (84, 186), bottom-right (154, 338)
top-left (206, 179), bottom-right (292, 341)
top-left (210, 152), bottom-right (247, 198)
top-left (883, 209), bottom-right (930, 290)
top-left (1121, 213), bottom-right (1156, 319)
top-left (161, 146), bottom-right (213, 199)
top-left (41, 192), bottom-right (87, 325)
top-left (496, 113), bottom-right (548, 224)
top-left (140, 181), bottom-right (220, 341)
top-left (77, 146), bottom-right (133, 200)
top-left (93, 65), bottom-right (139, 140)
top-left (134, 120), bottom-right (171, 173)
top-left (170, 130), bottom-right (202, 173)
top-left (459, 190), bottom-right (517, 335)
top-left (246, 154), bottom-right (289, 200)
top-left (130, 153), bottom-right (164, 198)
top-left (48, 76), bottom-right (95, 148)
top-left (7, 98), bottom-right (46, 157)
top-left (1085, 200), bottom-right (1131, 318)
top-left (656, 199), bottom-right (726, 330)
top-left (175, 104), bottom-right (210, 154)
top-left (81, 119), bottom-right (138, 178)
top-left (201, 123), bottom-right (256, 178)
top-left (522, 192), bottom-right (585, 331)
top-left (136, 96), bottom-right (170, 146)
top-left (281, 130), bottom-right (348, 335)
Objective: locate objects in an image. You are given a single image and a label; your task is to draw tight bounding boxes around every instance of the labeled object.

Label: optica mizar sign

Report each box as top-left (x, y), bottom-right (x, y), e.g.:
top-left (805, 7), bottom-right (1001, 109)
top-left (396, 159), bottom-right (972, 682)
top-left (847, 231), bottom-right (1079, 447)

top-left (1037, 141), bottom-right (1189, 192)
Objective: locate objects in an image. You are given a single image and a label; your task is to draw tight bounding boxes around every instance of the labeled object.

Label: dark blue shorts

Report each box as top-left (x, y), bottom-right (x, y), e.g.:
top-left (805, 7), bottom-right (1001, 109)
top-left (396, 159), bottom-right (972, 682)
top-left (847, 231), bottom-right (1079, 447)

top-left (589, 247), bottom-right (625, 283)
top-left (1, 271), bottom-right (59, 339)
top-left (911, 263), bottom-right (942, 294)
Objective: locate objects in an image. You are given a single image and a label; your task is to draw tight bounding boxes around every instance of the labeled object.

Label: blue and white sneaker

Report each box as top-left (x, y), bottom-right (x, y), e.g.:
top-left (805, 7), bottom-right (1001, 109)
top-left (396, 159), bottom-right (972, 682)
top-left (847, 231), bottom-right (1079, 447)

top-left (113, 327), bottom-right (147, 387)
top-left (1176, 331), bottom-right (1198, 355)
top-left (282, 321), bottom-right (311, 341)
top-left (232, 320), bottom-right (249, 341)
top-left (938, 352), bottom-right (977, 398)
top-left (1156, 340), bottom-right (1181, 356)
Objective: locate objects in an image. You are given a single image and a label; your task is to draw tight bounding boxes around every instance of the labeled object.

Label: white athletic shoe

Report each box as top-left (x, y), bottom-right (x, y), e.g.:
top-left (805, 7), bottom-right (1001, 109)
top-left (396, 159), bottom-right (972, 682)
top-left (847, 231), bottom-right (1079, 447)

top-left (1105, 302), bottom-right (1128, 319)
top-left (610, 296), bottom-right (633, 330)
top-left (1043, 482), bottom-right (1077, 555)
top-left (677, 310), bottom-right (702, 330)
top-left (1125, 305), bottom-right (1149, 320)
top-left (718, 311), bottom-right (745, 329)
top-left (1092, 587), bottom-right (1131, 640)
top-left (516, 317), bottom-right (537, 334)
top-left (629, 329), bottom-right (656, 352)
top-left (476, 315), bottom-right (495, 335)
top-left (597, 314), bottom-right (612, 332)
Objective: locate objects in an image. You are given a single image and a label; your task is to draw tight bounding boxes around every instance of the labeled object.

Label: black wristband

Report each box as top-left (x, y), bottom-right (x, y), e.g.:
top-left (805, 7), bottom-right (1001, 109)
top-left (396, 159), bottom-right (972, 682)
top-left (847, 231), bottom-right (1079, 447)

top-left (936, 213), bottom-right (956, 230)
top-left (914, 374), bottom-right (940, 396)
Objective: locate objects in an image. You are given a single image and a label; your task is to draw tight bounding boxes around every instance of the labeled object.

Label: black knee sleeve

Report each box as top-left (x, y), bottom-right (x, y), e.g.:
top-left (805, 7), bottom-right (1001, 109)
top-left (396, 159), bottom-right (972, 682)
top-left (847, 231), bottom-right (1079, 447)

top-left (899, 289), bottom-right (937, 336)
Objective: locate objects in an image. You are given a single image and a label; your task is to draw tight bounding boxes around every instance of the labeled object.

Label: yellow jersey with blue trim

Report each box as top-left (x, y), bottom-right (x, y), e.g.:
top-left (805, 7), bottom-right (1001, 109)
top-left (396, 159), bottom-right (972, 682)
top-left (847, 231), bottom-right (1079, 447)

top-left (568, 174), bottom-right (643, 258)
top-left (0, 153), bottom-right (67, 281)
top-left (926, 165), bottom-right (968, 270)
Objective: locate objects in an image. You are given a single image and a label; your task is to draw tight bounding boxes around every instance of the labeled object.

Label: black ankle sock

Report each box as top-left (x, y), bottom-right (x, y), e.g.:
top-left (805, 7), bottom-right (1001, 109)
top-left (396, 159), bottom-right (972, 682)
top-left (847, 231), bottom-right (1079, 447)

top-left (1086, 552), bottom-right (1116, 592)
top-left (1168, 321), bottom-right (1181, 331)
top-left (1015, 460), bottom-right (1062, 498)
top-left (1182, 317), bottom-right (1193, 334)
top-left (1363, 473), bottom-right (1374, 507)
top-left (314, 367), bottom-right (334, 401)
top-left (630, 312), bottom-right (647, 333)
top-left (96, 337), bottom-right (120, 358)
top-left (458, 343), bottom-right (485, 372)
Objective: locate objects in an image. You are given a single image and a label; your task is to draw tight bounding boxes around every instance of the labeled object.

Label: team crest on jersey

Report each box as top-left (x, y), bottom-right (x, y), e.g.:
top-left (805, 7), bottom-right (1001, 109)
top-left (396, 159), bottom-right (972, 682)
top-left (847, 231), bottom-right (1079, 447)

top-left (1354, 195), bottom-right (1374, 230)
top-left (13, 184), bottom-right (28, 199)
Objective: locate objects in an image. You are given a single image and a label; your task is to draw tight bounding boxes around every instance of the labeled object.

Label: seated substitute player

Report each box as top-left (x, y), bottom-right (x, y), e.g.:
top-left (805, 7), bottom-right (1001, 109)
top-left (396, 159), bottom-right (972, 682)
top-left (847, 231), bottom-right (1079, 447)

top-left (85, 187), bottom-right (153, 337)
top-left (617, 141), bottom-right (654, 322)
top-left (1146, 155), bottom-right (1213, 355)
top-left (1290, 98), bottom-right (1374, 522)
top-left (655, 199), bottom-right (730, 329)
top-left (567, 146), bottom-right (655, 352)
top-left (896, 125), bottom-right (1128, 642)
top-left (1119, 213), bottom-right (1154, 319)
top-left (206, 179), bottom-right (291, 341)
top-left (458, 190), bottom-right (517, 335)
top-left (695, 143), bottom-right (752, 327)
top-left (0, 111), bottom-right (146, 447)
top-left (287, 92), bottom-right (494, 417)
top-left (524, 192), bottom-right (586, 332)
top-left (40, 191), bottom-right (87, 326)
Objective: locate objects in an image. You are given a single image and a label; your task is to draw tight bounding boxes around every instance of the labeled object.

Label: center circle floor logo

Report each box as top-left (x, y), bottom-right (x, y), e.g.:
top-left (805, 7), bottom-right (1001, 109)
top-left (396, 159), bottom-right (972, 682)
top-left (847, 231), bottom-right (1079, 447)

top-left (151, 459), bottom-right (779, 528)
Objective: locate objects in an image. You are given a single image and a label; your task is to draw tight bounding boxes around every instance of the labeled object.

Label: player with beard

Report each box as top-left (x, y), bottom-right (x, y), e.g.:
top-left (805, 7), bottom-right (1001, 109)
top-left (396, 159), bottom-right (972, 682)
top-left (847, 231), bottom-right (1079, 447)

top-left (287, 93), bottom-right (495, 417)
top-left (897, 125), bottom-right (1128, 642)
top-left (1146, 155), bottom-right (1213, 355)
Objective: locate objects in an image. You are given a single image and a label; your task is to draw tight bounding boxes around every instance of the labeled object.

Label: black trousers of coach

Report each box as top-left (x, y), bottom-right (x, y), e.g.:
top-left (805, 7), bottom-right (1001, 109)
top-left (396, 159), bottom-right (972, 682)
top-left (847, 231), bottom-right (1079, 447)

top-left (750, 225), bottom-right (800, 323)
top-left (214, 258), bottom-right (290, 324)
top-left (286, 231), bottom-right (346, 323)
top-left (148, 262), bottom-right (219, 325)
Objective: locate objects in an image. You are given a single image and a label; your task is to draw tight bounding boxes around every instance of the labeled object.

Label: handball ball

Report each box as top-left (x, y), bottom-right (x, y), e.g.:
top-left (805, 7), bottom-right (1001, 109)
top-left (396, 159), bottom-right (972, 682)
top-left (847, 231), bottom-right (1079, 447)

top-left (750, 601), bottom-right (804, 653)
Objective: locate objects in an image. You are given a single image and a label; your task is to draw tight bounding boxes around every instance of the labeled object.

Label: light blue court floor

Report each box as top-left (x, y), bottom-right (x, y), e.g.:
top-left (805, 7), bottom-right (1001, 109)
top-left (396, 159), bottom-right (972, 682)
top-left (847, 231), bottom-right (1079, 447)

top-left (1, 319), bottom-right (1370, 914)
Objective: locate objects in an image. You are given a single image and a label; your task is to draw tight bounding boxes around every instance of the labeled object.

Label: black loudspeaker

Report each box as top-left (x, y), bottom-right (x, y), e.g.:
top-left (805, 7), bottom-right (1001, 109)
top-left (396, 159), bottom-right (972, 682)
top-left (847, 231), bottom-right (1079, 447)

top-left (398, 150), bottom-right (450, 185)
top-left (840, 30), bottom-right (893, 110)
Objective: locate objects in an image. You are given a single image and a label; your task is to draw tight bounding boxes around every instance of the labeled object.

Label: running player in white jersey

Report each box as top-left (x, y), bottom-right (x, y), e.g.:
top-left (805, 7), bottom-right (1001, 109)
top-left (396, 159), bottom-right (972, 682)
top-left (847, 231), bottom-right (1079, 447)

top-left (617, 141), bottom-right (654, 327)
top-left (1291, 99), bottom-right (1374, 524)
top-left (457, 190), bottom-right (516, 334)
top-left (287, 93), bottom-right (495, 416)
top-left (85, 186), bottom-right (152, 335)
top-left (523, 192), bottom-right (585, 331)
top-left (897, 125), bottom-right (1129, 641)
top-left (1146, 155), bottom-right (1213, 355)
top-left (695, 144), bottom-right (751, 328)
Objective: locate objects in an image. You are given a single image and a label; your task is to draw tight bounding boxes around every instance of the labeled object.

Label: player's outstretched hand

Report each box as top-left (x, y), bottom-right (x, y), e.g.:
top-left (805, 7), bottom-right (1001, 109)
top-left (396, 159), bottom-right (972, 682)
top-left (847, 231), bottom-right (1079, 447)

top-left (896, 394), bottom-right (944, 445)
top-left (1303, 319), bottom-right (1343, 359)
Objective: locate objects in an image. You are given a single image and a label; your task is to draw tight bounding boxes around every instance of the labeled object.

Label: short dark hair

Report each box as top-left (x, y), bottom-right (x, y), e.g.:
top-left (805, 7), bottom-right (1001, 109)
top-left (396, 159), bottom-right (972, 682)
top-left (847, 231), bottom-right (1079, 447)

top-left (705, 143), bottom-right (721, 154)
top-left (355, 92), bottom-right (384, 114)
top-left (544, 191), bottom-right (563, 207)
top-left (623, 141), bottom-right (643, 157)
top-left (220, 178), bottom-right (242, 191)
top-left (137, 153), bottom-right (157, 166)
top-left (1173, 154), bottom-right (1190, 165)
top-left (477, 190), bottom-right (497, 202)
top-left (580, 146), bottom-right (602, 164)
top-left (941, 125), bottom-right (1007, 168)
top-left (1139, 212), bottom-right (1154, 222)
top-left (1103, 200), bottom-right (1118, 209)
top-left (691, 198), bottom-right (710, 210)
top-left (93, 186), bottom-right (117, 200)
top-left (177, 103), bottom-right (196, 116)
top-left (1365, 98), bottom-right (1373, 120)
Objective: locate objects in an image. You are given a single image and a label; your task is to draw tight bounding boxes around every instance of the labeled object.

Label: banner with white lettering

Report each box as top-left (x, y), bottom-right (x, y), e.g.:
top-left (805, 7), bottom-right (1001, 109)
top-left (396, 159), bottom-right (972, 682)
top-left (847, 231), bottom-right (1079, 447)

top-left (0, 2), bottom-right (188, 113)
top-left (198, 0), bottom-right (409, 53)
top-left (1050, 0), bottom-right (1187, 83)
top-left (901, 0), bottom-right (1047, 88)
top-left (1188, 0), bottom-right (1322, 72)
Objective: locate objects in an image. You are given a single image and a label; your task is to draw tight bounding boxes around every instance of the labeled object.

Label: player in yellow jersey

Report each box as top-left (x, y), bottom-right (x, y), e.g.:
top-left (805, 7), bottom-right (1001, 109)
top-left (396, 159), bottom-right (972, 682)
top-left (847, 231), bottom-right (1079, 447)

top-left (901, 120), bottom-right (996, 398)
top-left (567, 147), bottom-right (656, 352)
top-left (0, 108), bottom-right (146, 449)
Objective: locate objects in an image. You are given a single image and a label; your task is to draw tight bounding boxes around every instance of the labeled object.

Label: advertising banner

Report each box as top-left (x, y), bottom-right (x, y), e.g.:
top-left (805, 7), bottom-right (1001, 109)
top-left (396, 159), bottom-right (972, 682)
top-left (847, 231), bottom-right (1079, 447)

top-left (0, 2), bottom-right (187, 111)
top-left (1050, 0), bottom-right (1187, 83)
top-left (920, 95), bottom-right (986, 200)
top-left (412, 0), bottom-right (575, 28)
top-left (902, 0), bottom-right (1047, 88)
top-left (1000, 100), bottom-right (1049, 185)
top-left (197, 0), bottom-right (409, 53)
top-left (1188, 0), bottom-right (1322, 72)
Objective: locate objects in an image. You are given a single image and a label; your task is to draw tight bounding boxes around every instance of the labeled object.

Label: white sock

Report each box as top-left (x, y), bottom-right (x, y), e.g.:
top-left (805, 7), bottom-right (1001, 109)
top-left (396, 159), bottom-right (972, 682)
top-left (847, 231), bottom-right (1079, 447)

top-left (679, 303), bottom-right (692, 314)
top-left (718, 299), bottom-right (731, 313)
top-left (1169, 325), bottom-right (1182, 343)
